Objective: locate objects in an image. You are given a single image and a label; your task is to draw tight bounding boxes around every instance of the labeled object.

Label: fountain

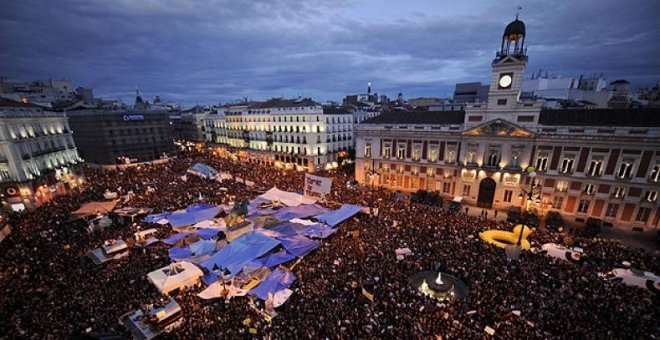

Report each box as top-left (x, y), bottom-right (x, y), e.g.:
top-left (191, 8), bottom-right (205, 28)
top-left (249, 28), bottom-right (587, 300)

top-left (409, 271), bottom-right (468, 301)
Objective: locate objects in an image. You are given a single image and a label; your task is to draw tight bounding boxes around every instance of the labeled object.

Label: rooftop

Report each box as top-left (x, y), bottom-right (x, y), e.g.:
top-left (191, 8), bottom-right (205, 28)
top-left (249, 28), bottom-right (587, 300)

top-left (0, 98), bottom-right (45, 109)
top-left (538, 108), bottom-right (660, 127)
top-left (361, 110), bottom-right (465, 125)
top-left (248, 98), bottom-right (320, 109)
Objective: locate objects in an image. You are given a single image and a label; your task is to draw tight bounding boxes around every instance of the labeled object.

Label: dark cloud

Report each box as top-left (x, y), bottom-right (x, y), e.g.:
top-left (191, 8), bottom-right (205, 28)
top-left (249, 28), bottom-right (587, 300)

top-left (1, 0), bottom-right (658, 104)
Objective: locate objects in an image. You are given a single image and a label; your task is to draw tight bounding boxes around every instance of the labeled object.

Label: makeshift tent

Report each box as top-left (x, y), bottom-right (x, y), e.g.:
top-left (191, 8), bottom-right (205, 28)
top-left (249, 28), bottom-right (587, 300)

top-left (302, 224), bottom-right (336, 239)
top-left (188, 163), bottom-right (219, 179)
top-left (145, 212), bottom-right (171, 223)
top-left (271, 204), bottom-right (329, 221)
top-left (289, 218), bottom-right (318, 226)
top-left (201, 232), bottom-right (280, 274)
top-left (314, 204), bottom-right (364, 227)
top-left (167, 206), bottom-right (221, 228)
top-left (196, 228), bottom-right (220, 240)
top-left (192, 219), bottom-right (226, 230)
top-left (189, 239), bottom-right (217, 257)
top-left (277, 235), bottom-right (320, 257)
top-left (267, 222), bottom-right (308, 236)
top-left (162, 232), bottom-right (193, 245)
top-left (147, 261), bottom-right (204, 295)
top-left (258, 249), bottom-right (297, 268)
top-left (72, 200), bottom-right (118, 217)
top-left (169, 239), bottom-right (217, 261)
top-left (258, 187), bottom-right (317, 207)
top-left (249, 268), bottom-right (296, 300)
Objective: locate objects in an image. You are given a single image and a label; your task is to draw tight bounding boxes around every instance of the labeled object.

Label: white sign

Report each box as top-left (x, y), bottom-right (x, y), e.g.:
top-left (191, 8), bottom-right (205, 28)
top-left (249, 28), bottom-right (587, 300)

top-left (304, 173), bottom-right (332, 199)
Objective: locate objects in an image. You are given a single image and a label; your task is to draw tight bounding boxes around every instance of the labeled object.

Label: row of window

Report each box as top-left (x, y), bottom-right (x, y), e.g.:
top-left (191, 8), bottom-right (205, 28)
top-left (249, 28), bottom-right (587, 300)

top-left (365, 142), bottom-right (660, 182)
top-left (225, 115), bottom-right (351, 124)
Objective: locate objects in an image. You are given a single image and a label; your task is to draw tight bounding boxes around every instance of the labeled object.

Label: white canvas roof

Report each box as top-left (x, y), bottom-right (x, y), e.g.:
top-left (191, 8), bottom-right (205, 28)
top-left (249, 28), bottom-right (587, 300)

top-left (258, 187), bottom-right (317, 207)
top-left (148, 261), bottom-right (203, 295)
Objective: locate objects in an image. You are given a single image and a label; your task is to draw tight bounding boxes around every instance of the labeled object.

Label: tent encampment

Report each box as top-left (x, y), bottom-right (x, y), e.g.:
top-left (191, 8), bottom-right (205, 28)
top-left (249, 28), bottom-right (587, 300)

top-left (201, 232), bottom-right (280, 274)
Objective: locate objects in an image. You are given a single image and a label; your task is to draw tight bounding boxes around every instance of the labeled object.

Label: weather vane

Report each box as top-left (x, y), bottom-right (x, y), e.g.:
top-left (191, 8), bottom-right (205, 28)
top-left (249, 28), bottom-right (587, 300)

top-left (516, 5), bottom-right (522, 19)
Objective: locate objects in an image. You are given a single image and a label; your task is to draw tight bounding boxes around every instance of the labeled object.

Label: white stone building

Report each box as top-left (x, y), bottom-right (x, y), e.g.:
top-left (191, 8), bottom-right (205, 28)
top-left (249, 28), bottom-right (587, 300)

top-left (204, 98), bottom-right (354, 172)
top-left (0, 98), bottom-right (83, 210)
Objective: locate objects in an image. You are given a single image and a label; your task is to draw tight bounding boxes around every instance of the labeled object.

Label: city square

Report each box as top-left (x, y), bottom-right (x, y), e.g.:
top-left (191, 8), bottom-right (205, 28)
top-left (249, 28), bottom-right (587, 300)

top-left (1, 0), bottom-right (659, 339)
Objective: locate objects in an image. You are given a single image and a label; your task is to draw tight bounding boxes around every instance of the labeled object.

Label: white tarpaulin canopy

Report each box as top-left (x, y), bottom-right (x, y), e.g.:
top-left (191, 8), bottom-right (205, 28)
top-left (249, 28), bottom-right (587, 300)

top-left (148, 261), bottom-right (203, 295)
top-left (258, 187), bottom-right (317, 207)
top-left (198, 281), bottom-right (247, 300)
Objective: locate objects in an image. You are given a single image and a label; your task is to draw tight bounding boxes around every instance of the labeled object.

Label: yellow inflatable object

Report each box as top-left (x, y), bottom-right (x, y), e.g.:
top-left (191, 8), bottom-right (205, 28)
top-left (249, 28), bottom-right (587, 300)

top-left (479, 224), bottom-right (532, 250)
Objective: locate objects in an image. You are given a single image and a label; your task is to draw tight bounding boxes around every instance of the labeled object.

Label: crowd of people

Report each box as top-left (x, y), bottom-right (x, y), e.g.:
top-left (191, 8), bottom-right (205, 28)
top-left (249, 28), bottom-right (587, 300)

top-left (0, 149), bottom-right (657, 339)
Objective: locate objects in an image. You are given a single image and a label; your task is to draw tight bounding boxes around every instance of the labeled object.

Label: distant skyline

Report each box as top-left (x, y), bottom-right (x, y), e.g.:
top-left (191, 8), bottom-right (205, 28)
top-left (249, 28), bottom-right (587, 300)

top-left (1, 0), bottom-right (659, 105)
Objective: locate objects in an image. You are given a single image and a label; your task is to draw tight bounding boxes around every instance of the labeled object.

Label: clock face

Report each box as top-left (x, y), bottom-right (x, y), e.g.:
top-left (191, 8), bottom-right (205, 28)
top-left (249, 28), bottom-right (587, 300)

top-left (499, 74), bottom-right (512, 88)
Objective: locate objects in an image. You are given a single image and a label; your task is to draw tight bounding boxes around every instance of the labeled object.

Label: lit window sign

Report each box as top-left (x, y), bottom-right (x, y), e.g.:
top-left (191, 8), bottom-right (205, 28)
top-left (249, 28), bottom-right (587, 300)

top-left (122, 114), bottom-right (145, 122)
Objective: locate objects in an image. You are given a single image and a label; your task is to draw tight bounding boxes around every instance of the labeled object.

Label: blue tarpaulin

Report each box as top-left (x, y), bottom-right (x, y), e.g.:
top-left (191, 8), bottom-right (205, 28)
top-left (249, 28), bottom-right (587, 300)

top-left (186, 203), bottom-right (216, 212)
top-left (315, 204), bottom-right (364, 227)
top-left (258, 249), bottom-right (297, 268)
top-left (169, 247), bottom-right (192, 260)
top-left (169, 239), bottom-right (217, 261)
top-left (196, 228), bottom-right (220, 240)
top-left (144, 212), bottom-right (171, 223)
top-left (302, 224), bottom-right (337, 239)
top-left (267, 222), bottom-right (307, 236)
top-left (277, 235), bottom-right (320, 258)
top-left (271, 204), bottom-right (329, 221)
top-left (249, 268), bottom-right (297, 300)
top-left (201, 232), bottom-right (280, 274)
top-left (162, 232), bottom-right (193, 245)
top-left (190, 163), bottom-right (219, 179)
top-left (167, 206), bottom-right (221, 228)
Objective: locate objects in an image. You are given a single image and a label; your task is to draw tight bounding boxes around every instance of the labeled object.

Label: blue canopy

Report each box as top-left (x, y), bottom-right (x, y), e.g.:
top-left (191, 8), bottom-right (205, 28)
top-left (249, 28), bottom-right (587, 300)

top-left (267, 222), bottom-right (307, 236)
top-left (315, 204), bottom-right (364, 227)
top-left (144, 212), bottom-right (171, 223)
top-left (190, 163), bottom-right (219, 179)
top-left (162, 232), bottom-right (193, 245)
top-left (196, 228), bottom-right (220, 240)
top-left (271, 204), bottom-right (329, 221)
top-left (302, 224), bottom-right (337, 239)
top-left (258, 249), bottom-right (297, 268)
top-left (167, 206), bottom-right (221, 228)
top-left (249, 268), bottom-right (296, 300)
top-left (201, 232), bottom-right (280, 274)
top-left (277, 235), bottom-right (320, 258)
top-left (168, 247), bottom-right (192, 261)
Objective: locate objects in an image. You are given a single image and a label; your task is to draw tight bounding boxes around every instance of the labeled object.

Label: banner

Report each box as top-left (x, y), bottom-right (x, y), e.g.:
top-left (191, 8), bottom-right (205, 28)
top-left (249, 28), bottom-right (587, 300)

top-left (304, 173), bottom-right (332, 199)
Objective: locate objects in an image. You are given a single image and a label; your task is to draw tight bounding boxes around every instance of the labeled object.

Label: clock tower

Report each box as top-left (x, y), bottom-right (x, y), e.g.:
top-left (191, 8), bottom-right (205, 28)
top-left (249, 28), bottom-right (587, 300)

top-left (487, 14), bottom-right (527, 109)
top-left (465, 14), bottom-right (541, 127)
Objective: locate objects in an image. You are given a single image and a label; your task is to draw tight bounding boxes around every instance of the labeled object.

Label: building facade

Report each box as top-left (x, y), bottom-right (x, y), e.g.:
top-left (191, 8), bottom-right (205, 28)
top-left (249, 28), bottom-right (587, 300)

top-left (171, 106), bottom-right (212, 143)
top-left (204, 98), bottom-right (354, 172)
top-left (66, 109), bottom-right (174, 164)
top-left (0, 99), bottom-right (83, 210)
top-left (355, 16), bottom-right (660, 231)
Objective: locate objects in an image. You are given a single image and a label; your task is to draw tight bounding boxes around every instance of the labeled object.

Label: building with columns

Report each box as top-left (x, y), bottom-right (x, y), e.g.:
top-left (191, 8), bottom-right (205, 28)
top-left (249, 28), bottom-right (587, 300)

top-left (204, 98), bottom-right (354, 172)
top-left (354, 16), bottom-right (660, 231)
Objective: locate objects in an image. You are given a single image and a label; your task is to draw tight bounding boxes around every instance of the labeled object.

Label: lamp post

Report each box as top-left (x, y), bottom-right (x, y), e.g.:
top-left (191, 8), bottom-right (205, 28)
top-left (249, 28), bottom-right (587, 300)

top-left (516, 166), bottom-right (540, 246)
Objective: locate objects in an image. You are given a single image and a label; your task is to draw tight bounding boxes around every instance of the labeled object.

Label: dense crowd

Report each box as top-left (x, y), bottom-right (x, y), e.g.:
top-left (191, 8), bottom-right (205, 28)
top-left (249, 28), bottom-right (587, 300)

top-left (0, 149), bottom-right (658, 339)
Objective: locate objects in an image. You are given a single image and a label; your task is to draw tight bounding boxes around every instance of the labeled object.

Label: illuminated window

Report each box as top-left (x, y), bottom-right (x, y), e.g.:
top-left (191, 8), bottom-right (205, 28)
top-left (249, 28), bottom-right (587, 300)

top-left (587, 156), bottom-right (603, 176)
top-left (612, 187), bottom-right (625, 198)
top-left (560, 155), bottom-right (575, 174)
top-left (428, 149), bottom-right (438, 162)
top-left (364, 143), bottom-right (371, 158)
top-left (556, 180), bottom-right (568, 192)
top-left (605, 203), bottom-right (619, 218)
top-left (446, 149), bottom-right (456, 163)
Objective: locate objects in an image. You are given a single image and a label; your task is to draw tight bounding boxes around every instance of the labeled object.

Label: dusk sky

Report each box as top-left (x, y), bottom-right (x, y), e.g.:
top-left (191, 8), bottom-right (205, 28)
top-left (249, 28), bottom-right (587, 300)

top-left (1, 0), bottom-right (659, 105)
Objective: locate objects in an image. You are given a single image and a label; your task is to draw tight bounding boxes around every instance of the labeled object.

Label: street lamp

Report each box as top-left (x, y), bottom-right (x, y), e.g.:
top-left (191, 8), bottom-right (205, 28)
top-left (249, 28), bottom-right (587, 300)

top-left (516, 166), bottom-right (540, 246)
